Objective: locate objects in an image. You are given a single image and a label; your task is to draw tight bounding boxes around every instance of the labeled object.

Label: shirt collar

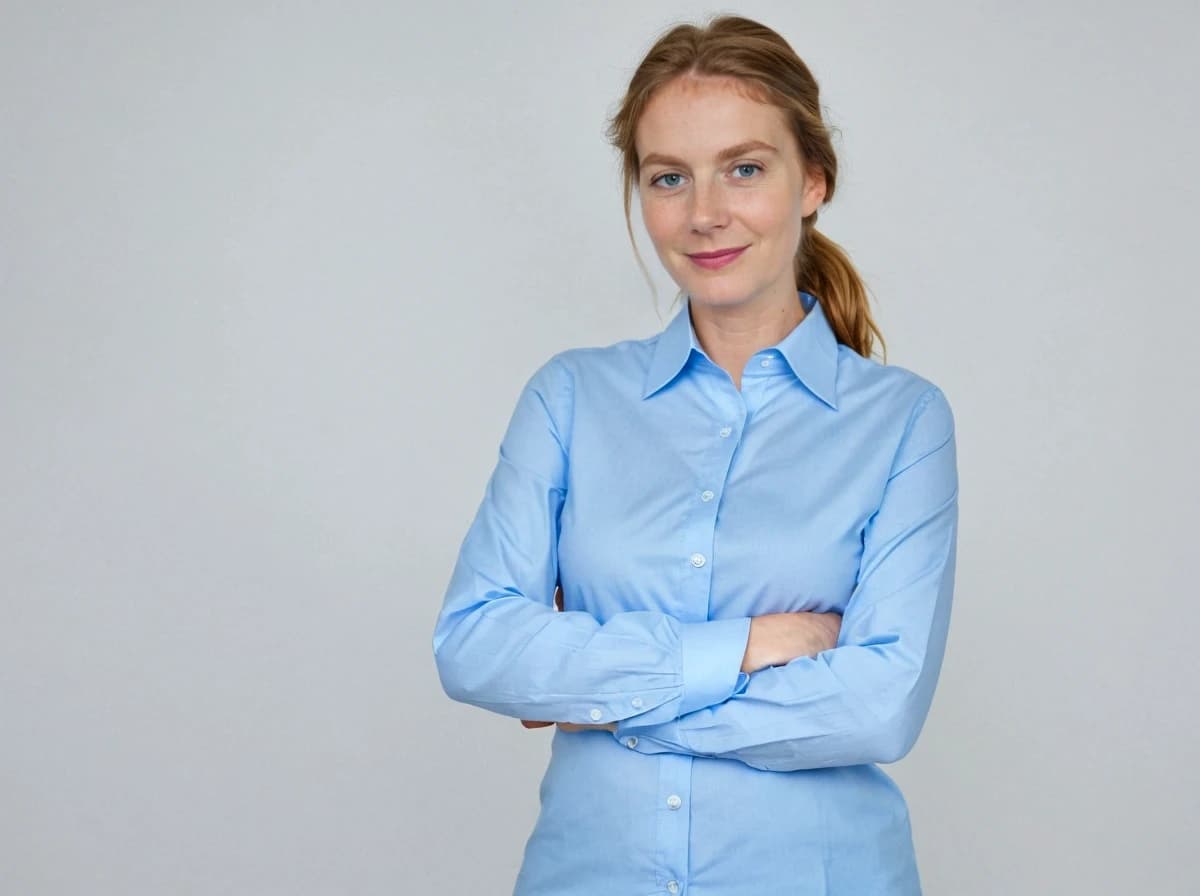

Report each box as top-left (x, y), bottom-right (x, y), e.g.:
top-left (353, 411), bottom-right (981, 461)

top-left (641, 290), bottom-right (840, 409)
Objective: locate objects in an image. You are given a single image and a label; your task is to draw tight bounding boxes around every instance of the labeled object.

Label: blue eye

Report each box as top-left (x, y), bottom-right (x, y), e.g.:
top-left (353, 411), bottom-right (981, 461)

top-left (651, 173), bottom-right (684, 188)
top-left (649, 164), bottom-right (763, 189)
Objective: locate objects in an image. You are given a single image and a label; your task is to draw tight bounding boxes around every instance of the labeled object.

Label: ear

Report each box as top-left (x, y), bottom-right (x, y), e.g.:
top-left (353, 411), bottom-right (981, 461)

top-left (801, 164), bottom-right (827, 216)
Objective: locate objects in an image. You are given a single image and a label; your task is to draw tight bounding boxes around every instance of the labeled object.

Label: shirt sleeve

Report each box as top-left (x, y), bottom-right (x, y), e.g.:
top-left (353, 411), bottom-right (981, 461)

top-left (432, 355), bottom-right (753, 726)
top-left (611, 387), bottom-right (958, 771)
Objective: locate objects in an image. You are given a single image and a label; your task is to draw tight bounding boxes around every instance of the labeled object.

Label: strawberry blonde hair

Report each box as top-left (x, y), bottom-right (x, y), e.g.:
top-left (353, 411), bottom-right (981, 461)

top-left (605, 14), bottom-right (887, 361)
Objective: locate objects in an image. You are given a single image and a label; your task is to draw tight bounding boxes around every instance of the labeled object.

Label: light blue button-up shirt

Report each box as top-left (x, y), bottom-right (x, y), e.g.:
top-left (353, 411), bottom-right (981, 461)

top-left (433, 290), bottom-right (959, 895)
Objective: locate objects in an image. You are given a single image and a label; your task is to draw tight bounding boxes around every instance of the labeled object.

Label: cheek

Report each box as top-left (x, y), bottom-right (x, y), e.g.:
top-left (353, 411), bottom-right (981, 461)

top-left (748, 207), bottom-right (803, 261)
top-left (641, 202), bottom-right (680, 248)
top-left (741, 190), bottom-right (796, 236)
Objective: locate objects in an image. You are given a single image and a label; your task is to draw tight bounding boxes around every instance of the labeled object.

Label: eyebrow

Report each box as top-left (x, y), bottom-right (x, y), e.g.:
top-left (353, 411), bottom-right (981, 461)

top-left (640, 140), bottom-right (780, 170)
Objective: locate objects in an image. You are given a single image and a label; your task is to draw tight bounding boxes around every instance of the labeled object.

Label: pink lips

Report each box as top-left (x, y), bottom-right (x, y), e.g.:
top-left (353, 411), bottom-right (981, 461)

top-left (687, 246), bottom-right (747, 270)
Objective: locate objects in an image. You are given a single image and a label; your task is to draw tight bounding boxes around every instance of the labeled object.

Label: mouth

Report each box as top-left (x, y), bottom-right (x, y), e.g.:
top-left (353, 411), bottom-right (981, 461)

top-left (687, 245), bottom-right (748, 269)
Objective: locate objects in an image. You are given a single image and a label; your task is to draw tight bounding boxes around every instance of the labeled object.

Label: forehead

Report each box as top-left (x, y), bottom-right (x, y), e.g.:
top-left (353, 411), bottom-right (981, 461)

top-left (636, 76), bottom-right (790, 162)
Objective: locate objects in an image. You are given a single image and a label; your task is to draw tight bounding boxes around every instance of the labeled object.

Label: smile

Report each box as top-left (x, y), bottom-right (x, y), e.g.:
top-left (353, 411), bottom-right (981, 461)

top-left (687, 246), bottom-right (747, 270)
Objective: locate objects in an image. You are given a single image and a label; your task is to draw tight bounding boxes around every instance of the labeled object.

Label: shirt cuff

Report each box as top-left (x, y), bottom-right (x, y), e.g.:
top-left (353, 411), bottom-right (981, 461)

top-left (677, 616), bottom-right (752, 716)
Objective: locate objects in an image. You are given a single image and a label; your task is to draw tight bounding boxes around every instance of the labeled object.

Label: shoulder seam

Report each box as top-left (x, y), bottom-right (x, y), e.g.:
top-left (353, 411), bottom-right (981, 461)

top-left (886, 386), bottom-right (951, 481)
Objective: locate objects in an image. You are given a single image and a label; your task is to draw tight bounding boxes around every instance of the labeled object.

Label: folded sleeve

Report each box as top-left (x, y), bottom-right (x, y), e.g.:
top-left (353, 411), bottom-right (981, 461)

top-left (612, 386), bottom-right (958, 771)
top-left (432, 354), bottom-right (752, 726)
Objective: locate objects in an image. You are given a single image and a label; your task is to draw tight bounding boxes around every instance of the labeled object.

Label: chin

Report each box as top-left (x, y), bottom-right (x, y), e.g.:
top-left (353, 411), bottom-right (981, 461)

top-left (682, 280), bottom-right (754, 305)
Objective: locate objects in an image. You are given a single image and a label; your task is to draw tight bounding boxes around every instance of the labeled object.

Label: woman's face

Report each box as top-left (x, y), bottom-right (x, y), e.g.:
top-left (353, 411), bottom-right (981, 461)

top-left (635, 75), bottom-right (826, 313)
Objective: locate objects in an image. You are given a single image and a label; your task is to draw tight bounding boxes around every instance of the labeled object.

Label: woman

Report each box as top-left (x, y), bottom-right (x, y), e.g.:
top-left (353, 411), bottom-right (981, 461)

top-left (432, 14), bottom-right (958, 895)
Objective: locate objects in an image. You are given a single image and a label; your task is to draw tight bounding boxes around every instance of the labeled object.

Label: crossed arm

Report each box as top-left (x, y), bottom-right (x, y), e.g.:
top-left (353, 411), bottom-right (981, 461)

top-left (519, 587), bottom-right (843, 733)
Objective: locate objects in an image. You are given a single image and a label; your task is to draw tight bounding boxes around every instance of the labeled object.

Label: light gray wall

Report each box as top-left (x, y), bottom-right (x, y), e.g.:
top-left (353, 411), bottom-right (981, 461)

top-left (3, 1), bottom-right (1197, 893)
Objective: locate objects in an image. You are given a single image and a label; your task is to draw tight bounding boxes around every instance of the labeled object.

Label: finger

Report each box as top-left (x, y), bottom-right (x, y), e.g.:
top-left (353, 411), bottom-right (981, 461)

top-left (521, 720), bottom-right (554, 728)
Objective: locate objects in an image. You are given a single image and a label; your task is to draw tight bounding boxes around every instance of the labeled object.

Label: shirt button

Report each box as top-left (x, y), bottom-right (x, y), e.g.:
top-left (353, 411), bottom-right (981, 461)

top-left (589, 708), bottom-right (602, 721)
top-left (625, 736), bottom-right (638, 748)
top-left (667, 881), bottom-right (680, 894)
top-left (700, 490), bottom-right (714, 502)
top-left (631, 696), bottom-right (643, 708)
top-left (690, 553), bottom-right (706, 568)
top-left (666, 794), bottom-right (682, 809)
top-left (719, 426), bottom-right (732, 438)
top-left (760, 357), bottom-right (772, 367)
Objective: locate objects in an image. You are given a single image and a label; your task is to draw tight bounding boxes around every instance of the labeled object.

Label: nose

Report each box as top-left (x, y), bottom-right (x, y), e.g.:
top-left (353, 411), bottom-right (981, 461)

top-left (689, 180), bottom-right (729, 233)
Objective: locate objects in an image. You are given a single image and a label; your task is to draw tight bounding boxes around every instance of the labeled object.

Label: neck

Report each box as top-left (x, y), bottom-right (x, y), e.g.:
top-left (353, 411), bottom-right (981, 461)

top-left (688, 292), bottom-right (806, 383)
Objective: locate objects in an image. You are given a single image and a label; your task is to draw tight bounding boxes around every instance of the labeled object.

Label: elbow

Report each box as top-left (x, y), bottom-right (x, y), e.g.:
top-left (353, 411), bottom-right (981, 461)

top-left (856, 644), bottom-right (943, 765)
top-left (435, 645), bottom-right (499, 711)
top-left (432, 617), bottom-right (479, 706)
top-left (433, 646), bottom-right (467, 704)
top-left (866, 724), bottom-right (917, 765)
top-left (433, 634), bottom-right (489, 707)
top-left (864, 693), bottom-right (931, 765)
top-left (432, 610), bottom-right (521, 711)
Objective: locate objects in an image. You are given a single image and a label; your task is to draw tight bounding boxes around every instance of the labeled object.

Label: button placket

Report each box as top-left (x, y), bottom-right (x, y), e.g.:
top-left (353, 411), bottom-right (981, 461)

top-left (651, 406), bottom-right (743, 896)
top-left (689, 403), bottom-right (743, 599)
top-left (655, 753), bottom-right (691, 896)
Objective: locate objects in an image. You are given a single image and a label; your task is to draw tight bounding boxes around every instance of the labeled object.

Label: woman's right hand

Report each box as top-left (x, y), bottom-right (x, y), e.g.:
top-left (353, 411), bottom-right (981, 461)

top-left (740, 611), bottom-right (842, 674)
